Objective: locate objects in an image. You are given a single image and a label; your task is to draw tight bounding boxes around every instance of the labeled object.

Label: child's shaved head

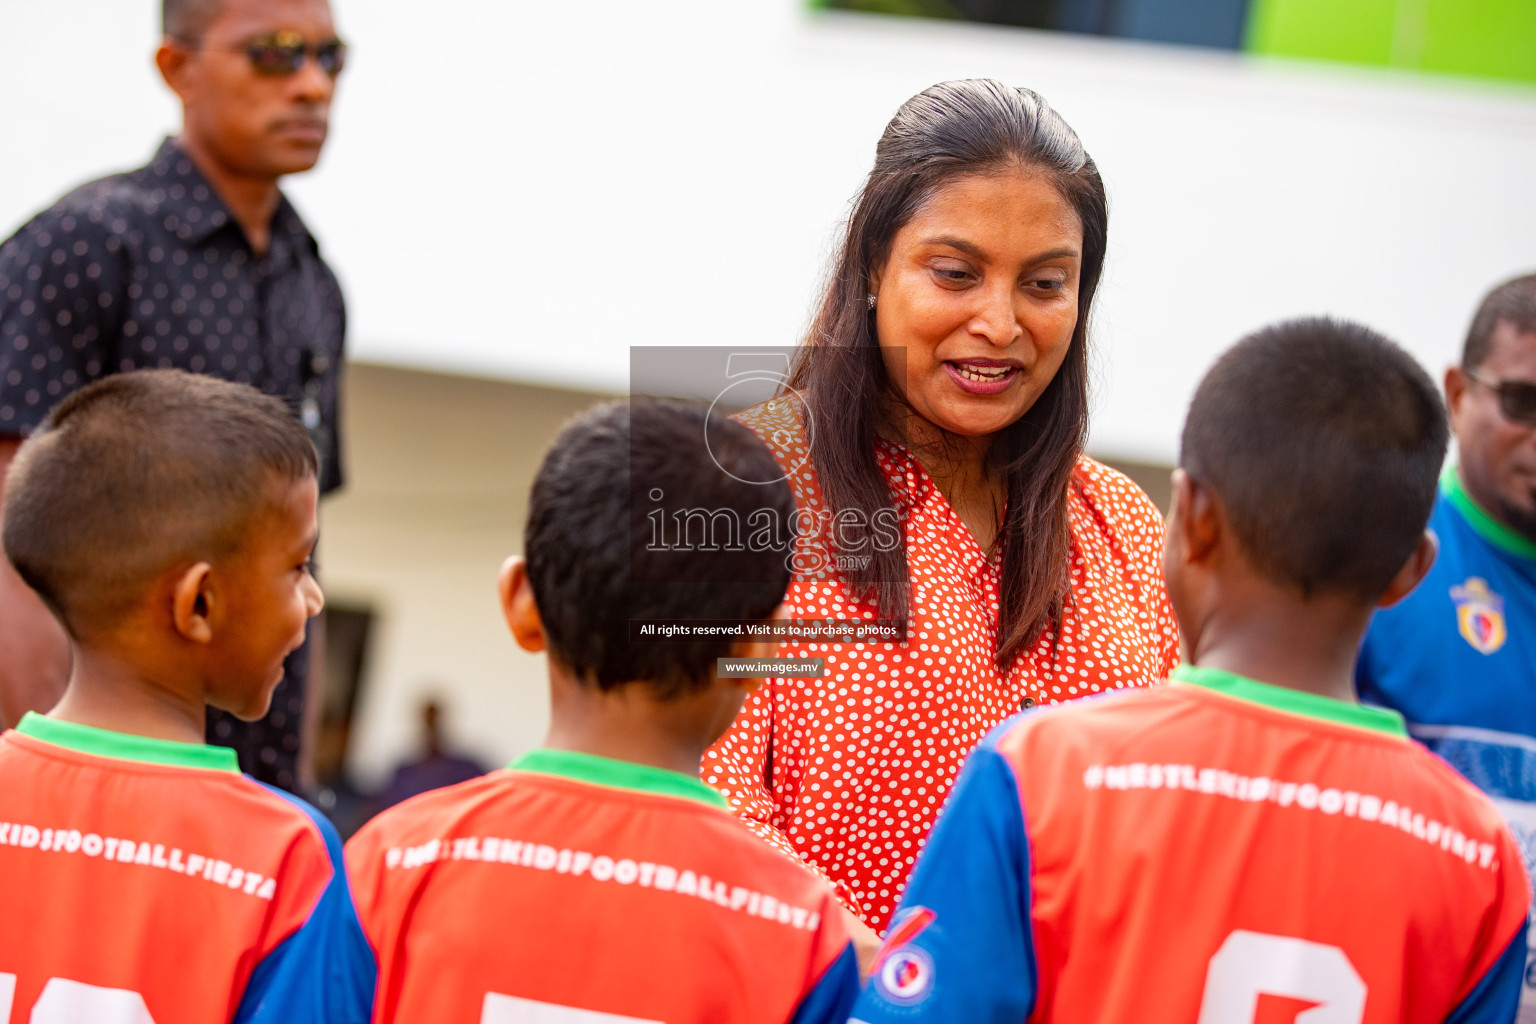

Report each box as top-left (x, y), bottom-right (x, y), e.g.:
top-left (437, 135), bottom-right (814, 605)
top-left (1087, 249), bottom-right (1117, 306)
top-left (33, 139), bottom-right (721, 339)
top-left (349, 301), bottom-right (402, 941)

top-left (3, 369), bottom-right (317, 636)
top-left (1181, 317), bottom-right (1448, 599)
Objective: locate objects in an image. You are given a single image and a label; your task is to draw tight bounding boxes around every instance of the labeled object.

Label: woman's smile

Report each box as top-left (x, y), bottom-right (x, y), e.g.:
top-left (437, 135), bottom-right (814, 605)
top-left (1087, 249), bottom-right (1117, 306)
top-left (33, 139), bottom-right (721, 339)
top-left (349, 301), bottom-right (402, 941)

top-left (944, 358), bottom-right (1023, 394)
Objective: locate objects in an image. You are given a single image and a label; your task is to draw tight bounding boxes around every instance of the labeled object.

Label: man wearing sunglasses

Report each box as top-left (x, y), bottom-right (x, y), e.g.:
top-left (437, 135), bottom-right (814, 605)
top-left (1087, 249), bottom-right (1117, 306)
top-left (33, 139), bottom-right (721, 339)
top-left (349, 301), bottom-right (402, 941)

top-left (1358, 271), bottom-right (1536, 1012)
top-left (0, 0), bottom-right (348, 795)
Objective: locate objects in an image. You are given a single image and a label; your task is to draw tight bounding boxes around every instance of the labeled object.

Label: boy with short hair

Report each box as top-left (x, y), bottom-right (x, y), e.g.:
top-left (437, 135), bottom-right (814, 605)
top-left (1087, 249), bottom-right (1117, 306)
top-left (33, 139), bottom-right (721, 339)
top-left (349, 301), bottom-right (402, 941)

top-left (0, 370), bottom-right (374, 1024)
top-left (345, 399), bottom-right (858, 1024)
top-left (852, 319), bottom-right (1531, 1023)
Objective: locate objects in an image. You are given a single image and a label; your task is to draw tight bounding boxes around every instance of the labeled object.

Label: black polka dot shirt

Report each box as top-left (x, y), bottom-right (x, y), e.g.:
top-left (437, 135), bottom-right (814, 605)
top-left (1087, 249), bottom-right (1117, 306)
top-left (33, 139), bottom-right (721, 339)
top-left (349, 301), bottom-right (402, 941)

top-left (0, 137), bottom-right (345, 493)
top-left (0, 138), bottom-right (346, 793)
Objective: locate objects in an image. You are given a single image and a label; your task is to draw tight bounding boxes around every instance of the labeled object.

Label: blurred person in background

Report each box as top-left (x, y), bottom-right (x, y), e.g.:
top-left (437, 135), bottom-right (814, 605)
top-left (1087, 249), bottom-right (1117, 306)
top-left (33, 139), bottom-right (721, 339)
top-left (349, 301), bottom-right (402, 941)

top-left (0, 0), bottom-right (348, 792)
top-left (312, 700), bottom-right (374, 838)
top-left (375, 697), bottom-right (489, 809)
top-left (702, 80), bottom-right (1180, 950)
top-left (1358, 271), bottom-right (1536, 1015)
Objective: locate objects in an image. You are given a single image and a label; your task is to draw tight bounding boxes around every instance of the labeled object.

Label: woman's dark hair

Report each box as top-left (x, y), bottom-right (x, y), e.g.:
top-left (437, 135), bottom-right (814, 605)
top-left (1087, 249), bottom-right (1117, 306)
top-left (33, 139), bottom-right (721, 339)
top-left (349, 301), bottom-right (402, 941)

top-left (787, 79), bottom-right (1108, 667)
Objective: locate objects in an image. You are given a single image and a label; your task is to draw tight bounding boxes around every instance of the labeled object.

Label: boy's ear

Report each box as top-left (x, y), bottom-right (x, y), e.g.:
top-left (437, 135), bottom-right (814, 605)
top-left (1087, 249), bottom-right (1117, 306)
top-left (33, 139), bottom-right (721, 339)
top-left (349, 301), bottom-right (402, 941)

top-left (171, 562), bottom-right (215, 643)
top-left (498, 556), bottom-right (546, 653)
top-left (1378, 529), bottom-right (1439, 608)
top-left (1167, 469), bottom-right (1221, 567)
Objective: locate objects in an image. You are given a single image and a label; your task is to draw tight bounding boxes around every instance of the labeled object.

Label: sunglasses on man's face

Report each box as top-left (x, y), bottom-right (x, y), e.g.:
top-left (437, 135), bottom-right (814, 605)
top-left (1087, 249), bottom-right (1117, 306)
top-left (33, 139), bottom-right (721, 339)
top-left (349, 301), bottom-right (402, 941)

top-left (1465, 368), bottom-right (1536, 426)
top-left (207, 29), bottom-right (347, 77)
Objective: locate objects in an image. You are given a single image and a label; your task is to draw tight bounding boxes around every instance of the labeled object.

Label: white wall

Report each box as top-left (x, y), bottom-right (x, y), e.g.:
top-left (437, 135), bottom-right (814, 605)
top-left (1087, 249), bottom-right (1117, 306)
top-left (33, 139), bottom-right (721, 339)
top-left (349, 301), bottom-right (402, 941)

top-left (6, 1), bottom-right (1531, 773)
top-left (4, 1), bottom-right (1535, 465)
top-left (319, 364), bottom-right (607, 784)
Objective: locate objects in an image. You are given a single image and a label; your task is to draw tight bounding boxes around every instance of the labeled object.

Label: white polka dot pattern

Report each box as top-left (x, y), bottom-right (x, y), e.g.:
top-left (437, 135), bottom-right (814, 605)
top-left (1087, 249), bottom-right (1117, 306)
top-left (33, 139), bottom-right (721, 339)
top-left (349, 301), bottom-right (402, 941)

top-left (702, 397), bottom-right (1181, 932)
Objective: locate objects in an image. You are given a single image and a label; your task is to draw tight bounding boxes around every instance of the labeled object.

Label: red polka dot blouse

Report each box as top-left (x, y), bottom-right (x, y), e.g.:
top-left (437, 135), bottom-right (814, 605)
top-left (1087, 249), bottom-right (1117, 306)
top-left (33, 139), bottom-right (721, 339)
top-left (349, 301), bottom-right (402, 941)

top-left (702, 397), bottom-right (1181, 932)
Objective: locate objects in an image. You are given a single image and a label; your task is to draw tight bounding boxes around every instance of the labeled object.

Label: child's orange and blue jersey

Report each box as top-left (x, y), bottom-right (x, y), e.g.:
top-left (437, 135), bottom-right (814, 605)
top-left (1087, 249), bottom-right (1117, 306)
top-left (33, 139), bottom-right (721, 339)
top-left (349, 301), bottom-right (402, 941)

top-left (0, 713), bottom-right (375, 1024)
top-left (851, 666), bottom-right (1532, 1024)
top-left (346, 748), bottom-right (858, 1024)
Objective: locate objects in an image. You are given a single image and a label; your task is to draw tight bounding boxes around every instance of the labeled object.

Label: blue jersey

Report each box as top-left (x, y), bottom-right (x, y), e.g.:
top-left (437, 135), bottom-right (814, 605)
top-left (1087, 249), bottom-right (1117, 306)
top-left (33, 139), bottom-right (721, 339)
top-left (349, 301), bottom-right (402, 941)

top-left (1359, 467), bottom-right (1536, 1017)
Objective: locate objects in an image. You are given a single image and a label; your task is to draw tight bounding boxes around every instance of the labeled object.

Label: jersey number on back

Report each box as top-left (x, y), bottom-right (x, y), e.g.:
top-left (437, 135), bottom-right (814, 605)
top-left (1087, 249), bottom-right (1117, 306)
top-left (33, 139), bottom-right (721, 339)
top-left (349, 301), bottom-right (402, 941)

top-left (1197, 931), bottom-right (1367, 1024)
top-left (0, 975), bottom-right (157, 1024)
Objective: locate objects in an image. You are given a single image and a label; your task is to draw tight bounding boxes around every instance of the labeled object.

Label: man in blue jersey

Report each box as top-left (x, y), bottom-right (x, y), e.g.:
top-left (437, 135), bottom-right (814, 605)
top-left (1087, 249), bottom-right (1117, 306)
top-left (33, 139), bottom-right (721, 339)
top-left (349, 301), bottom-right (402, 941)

top-left (1359, 271), bottom-right (1536, 1015)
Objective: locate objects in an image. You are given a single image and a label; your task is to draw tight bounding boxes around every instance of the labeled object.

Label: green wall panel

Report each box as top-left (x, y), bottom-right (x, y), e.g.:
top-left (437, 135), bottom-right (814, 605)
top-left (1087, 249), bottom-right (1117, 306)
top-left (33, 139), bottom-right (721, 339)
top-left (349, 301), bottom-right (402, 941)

top-left (1247, 0), bottom-right (1536, 85)
top-left (1421, 0), bottom-right (1536, 84)
top-left (1246, 0), bottom-right (1399, 66)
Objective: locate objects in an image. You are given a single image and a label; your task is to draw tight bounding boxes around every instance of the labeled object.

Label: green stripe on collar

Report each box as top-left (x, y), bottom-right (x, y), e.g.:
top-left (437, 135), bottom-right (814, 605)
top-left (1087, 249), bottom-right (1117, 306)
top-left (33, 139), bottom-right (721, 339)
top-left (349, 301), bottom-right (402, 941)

top-left (16, 712), bottom-right (240, 772)
top-left (1172, 665), bottom-right (1407, 737)
top-left (1442, 465), bottom-right (1536, 561)
top-left (510, 748), bottom-right (728, 808)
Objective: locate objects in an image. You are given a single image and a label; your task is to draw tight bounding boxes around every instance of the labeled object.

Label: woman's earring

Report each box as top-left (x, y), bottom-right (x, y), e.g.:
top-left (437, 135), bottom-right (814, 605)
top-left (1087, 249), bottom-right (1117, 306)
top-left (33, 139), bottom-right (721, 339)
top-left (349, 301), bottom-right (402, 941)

top-left (867, 294), bottom-right (877, 311)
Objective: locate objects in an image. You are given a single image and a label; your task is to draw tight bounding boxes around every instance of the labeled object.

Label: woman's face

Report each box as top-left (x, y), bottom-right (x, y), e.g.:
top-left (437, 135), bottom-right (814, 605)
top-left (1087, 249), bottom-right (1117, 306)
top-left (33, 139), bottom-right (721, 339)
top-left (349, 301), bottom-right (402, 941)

top-left (872, 168), bottom-right (1084, 440)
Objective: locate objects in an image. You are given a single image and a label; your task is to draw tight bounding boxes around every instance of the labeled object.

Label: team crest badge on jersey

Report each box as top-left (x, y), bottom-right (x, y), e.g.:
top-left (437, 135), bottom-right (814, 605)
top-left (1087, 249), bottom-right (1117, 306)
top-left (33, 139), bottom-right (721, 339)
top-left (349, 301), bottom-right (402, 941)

top-left (1451, 577), bottom-right (1507, 655)
top-left (872, 906), bottom-right (937, 1005)
top-left (875, 946), bottom-right (935, 1006)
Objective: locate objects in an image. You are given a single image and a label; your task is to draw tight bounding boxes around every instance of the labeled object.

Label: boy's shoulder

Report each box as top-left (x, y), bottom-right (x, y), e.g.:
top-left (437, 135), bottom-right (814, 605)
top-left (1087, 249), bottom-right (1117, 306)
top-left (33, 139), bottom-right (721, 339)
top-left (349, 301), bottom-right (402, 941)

top-left (988, 683), bottom-right (1184, 754)
top-left (0, 725), bottom-right (372, 1024)
top-left (346, 763), bottom-right (853, 1024)
top-left (0, 725), bottom-right (343, 984)
top-left (980, 678), bottom-right (1393, 784)
top-left (984, 676), bottom-right (1517, 835)
top-left (2, 718), bottom-right (323, 818)
top-left (0, 721), bottom-right (338, 880)
top-left (347, 761), bottom-right (836, 905)
top-left (251, 777), bottom-right (349, 857)
top-left (347, 769), bottom-right (510, 850)
top-left (350, 761), bottom-right (747, 844)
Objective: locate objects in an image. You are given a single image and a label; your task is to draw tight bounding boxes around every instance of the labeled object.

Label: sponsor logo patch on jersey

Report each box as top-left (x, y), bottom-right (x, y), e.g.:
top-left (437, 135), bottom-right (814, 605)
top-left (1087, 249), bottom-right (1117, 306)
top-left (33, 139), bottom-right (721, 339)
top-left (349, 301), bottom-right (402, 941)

top-left (1452, 577), bottom-right (1507, 655)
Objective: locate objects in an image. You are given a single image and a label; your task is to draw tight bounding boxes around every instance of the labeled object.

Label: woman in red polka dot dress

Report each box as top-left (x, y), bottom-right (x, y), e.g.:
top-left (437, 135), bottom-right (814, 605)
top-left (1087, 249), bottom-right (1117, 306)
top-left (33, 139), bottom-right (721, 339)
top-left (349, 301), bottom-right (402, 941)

top-left (701, 81), bottom-right (1181, 945)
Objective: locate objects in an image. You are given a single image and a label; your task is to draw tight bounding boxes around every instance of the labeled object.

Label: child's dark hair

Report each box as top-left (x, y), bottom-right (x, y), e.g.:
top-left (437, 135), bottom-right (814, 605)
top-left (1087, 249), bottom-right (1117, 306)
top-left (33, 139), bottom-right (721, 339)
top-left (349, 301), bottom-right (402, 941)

top-left (524, 399), bottom-right (797, 698)
top-left (1181, 317), bottom-right (1448, 599)
top-left (2, 369), bottom-right (318, 636)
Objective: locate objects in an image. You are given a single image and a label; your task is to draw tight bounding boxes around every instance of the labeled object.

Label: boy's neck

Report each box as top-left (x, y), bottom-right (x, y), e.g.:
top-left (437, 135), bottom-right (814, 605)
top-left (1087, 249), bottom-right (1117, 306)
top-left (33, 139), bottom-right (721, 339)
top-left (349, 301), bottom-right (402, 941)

top-left (1184, 580), bottom-right (1372, 705)
top-left (49, 644), bottom-right (207, 746)
top-left (542, 668), bottom-right (719, 779)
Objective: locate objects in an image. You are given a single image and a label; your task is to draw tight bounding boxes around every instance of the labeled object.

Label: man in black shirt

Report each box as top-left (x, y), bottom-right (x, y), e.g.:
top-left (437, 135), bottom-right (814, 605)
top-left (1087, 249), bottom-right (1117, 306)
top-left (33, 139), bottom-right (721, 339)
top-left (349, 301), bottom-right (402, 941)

top-left (0, 0), bottom-right (347, 792)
